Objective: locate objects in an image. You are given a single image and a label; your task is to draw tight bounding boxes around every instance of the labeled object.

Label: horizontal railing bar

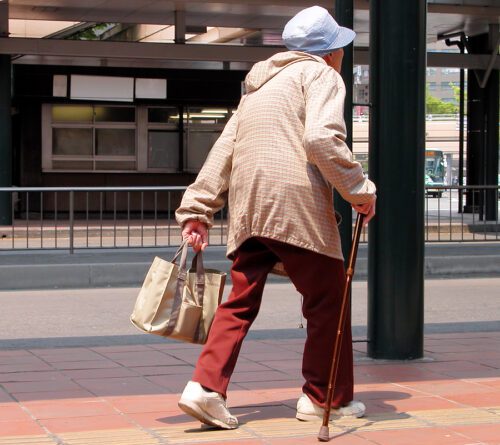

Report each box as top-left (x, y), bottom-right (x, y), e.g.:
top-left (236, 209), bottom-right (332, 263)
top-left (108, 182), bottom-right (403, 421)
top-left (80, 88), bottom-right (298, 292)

top-left (1, 186), bottom-right (498, 192)
top-left (0, 186), bottom-right (188, 192)
top-left (425, 185), bottom-right (500, 190)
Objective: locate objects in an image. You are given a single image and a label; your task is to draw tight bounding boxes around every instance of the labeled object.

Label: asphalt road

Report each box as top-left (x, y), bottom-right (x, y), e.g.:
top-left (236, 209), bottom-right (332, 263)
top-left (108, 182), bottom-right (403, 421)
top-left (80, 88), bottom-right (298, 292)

top-left (425, 190), bottom-right (500, 222)
top-left (0, 277), bottom-right (498, 348)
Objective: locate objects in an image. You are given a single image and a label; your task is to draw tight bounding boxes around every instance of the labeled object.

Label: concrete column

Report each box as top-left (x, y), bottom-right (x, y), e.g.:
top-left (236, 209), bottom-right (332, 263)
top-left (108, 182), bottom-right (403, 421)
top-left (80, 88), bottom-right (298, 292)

top-left (0, 1), bottom-right (11, 225)
top-left (334, 0), bottom-right (353, 263)
top-left (368, 0), bottom-right (426, 359)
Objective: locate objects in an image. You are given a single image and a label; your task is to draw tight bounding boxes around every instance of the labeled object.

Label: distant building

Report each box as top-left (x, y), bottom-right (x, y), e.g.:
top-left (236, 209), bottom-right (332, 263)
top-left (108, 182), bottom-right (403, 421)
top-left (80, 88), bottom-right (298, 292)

top-left (426, 67), bottom-right (463, 104)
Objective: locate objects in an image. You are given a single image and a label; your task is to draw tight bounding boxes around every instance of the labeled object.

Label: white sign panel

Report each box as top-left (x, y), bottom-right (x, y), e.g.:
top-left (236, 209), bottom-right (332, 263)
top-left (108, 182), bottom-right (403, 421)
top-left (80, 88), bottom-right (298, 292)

top-left (53, 75), bottom-right (68, 97)
top-left (70, 75), bottom-right (134, 102)
top-left (135, 78), bottom-right (167, 99)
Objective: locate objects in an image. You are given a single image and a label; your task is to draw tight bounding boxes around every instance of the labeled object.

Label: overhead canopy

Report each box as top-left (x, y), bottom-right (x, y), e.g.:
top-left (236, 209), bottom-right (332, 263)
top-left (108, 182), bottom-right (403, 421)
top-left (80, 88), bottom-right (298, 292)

top-left (0, 0), bottom-right (499, 69)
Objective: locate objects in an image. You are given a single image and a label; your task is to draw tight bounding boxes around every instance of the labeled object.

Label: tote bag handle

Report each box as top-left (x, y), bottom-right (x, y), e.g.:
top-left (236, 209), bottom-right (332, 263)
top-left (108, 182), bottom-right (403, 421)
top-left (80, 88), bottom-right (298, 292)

top-left (164, 241), bottom-right (206, 340)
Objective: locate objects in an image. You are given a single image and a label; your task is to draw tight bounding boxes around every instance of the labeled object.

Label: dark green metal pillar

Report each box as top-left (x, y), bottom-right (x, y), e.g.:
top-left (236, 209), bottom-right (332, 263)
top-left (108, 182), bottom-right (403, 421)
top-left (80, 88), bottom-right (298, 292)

top-left (334, 0), bottom-right (353, 262)
top-left (368, 0), bottom-right (426, 359)
top-left (485, 68), bottom-right (499, 221)
top-left (0, 1), bottom-right (12, 225)
top-left (465, 32), bottom-right (499, 220)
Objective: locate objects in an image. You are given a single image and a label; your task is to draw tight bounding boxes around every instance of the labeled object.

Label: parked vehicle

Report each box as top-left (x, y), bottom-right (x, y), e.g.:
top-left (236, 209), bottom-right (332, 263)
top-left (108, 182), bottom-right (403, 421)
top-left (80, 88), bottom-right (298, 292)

top-left (425, 149), bottom-right (446, 197)
top-left (425, 173), bottom-right (444, 197)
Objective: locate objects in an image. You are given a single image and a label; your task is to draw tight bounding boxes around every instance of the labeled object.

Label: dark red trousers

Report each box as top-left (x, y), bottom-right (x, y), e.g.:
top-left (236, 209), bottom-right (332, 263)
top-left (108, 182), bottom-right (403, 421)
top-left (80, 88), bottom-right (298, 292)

top-left (192, 237), bottom-right (353, 408)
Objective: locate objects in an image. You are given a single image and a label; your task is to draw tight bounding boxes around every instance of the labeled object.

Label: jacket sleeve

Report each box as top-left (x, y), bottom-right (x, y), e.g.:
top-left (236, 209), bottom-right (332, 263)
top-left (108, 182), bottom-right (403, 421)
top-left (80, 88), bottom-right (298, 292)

top-left (175, 111), bottom-right (238, 228)
top-left (303, 67), bottom-right (376, 204)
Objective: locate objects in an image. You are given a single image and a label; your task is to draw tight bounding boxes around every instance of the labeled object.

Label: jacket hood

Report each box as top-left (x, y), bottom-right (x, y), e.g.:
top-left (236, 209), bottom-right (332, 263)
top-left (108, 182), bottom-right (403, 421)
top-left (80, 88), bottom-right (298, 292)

top-left (244, 51), bottom-right (325, 93)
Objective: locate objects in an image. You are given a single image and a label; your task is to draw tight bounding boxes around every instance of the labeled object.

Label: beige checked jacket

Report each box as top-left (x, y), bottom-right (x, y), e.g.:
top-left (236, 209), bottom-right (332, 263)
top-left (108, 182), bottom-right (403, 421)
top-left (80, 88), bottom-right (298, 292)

top-left (176, 51), bottom-right (376, 264)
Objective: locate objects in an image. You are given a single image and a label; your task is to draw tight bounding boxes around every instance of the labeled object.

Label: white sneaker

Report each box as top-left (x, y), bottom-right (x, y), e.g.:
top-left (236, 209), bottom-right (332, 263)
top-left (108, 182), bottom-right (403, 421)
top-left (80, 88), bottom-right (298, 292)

top-left (178, 381), bottom-right (238, 429)
top-left (296, 393), bottom-right (366, 421)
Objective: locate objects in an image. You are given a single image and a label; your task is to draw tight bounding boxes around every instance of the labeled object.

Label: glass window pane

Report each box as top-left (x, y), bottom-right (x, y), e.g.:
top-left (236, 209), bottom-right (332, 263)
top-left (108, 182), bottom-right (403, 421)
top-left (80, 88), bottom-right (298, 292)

top-left (186, 131), bottom-right (221, 172)
top-left (186, 107), bottom-right (231, 125)
top-left (95, 160), bottom-right (135, 170)
top-left (148, 107), bottom-right (179, 124)
top-left (52, 105), bottom-right (93, 123)
top-left (53, 128), bottom-right (93, 155)
top-left (52, 160), bottom-right (94, 170)
top-left (148, 131), bottom-right (179, 169)
top-left (94, 106), bottom-right (135, 122)
top-left (96, 129), bottom-right (135, 156)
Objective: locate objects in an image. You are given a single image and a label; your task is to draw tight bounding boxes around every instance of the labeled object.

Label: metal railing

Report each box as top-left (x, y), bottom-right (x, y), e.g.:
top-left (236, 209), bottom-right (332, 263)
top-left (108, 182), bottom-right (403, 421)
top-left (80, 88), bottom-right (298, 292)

top-left (0, 187), bottom-right (226, 253)
top-left (424, 185), bottom-right (499, 242)
top-left (352, 113), bottom-right (463, 123)
top-left (0, 185), bottom-right (498, 252)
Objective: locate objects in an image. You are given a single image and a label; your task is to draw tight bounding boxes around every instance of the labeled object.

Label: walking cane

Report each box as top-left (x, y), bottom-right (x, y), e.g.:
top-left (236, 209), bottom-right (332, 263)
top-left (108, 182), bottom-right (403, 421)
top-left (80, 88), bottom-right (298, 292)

top-left (318, 212), bottom-right (365, 442)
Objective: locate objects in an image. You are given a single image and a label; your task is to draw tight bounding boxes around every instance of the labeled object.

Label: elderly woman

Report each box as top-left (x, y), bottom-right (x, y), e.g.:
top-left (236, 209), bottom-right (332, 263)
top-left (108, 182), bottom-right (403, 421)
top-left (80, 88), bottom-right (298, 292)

top-left (176, 5), bottom-right (376, 429)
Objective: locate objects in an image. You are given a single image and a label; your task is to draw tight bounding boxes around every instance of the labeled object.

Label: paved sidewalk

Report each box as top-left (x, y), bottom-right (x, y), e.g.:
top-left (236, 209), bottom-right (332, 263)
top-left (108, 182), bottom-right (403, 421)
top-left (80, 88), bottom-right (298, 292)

top-left (1, 332), bottom-right (499, 444)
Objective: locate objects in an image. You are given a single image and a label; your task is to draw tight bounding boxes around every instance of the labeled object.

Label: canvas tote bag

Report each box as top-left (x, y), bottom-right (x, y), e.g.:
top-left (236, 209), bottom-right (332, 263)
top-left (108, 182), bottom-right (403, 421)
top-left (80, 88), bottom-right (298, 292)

top-left (130, 241), bottom-right (226, 344)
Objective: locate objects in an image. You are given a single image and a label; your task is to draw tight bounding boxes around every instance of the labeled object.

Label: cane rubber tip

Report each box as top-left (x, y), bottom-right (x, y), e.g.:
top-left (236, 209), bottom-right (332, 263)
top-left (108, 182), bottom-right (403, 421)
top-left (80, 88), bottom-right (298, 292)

top-left (318, 426), bottom-right (330, 442)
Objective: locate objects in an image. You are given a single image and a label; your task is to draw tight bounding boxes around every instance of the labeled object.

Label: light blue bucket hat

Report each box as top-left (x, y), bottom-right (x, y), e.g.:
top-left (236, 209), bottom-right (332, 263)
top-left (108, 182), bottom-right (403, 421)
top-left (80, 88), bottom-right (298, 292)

top-left (282, 6), bottom-right (356, 56)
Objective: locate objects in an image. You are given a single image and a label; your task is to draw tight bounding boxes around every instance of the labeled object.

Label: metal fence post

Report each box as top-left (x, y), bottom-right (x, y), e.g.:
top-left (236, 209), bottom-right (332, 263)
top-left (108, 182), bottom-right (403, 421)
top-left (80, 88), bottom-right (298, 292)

top-left (69, 190), bottom-right (74, 254)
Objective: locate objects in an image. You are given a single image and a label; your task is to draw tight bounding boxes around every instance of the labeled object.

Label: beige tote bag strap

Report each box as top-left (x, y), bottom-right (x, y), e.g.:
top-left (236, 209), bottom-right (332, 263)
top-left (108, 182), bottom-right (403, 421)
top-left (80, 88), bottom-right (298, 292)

top-left (164, 241), bottom-right (190, 336)
top-left (172, 239), bottom-right (188, 263)
top-left (190, 251), bottom-right (206, 307)
top-left (190, 251), bottom-right (206, 343)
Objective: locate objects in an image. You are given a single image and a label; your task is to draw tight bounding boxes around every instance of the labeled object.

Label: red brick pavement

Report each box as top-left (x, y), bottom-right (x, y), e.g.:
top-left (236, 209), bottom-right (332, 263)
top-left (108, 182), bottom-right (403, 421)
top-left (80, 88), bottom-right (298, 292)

top-left (0, 332), bottom-right (499, 444)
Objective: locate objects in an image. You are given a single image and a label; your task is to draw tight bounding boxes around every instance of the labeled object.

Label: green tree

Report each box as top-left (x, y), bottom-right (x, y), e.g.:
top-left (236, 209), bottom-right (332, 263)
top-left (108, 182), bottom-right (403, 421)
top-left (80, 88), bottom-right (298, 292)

top-left (450, 83), bottom-right (467, 106)
top-left (426, 86), bottom-right (458, 114)
top-left (68, 23), bottom-right (116, 41)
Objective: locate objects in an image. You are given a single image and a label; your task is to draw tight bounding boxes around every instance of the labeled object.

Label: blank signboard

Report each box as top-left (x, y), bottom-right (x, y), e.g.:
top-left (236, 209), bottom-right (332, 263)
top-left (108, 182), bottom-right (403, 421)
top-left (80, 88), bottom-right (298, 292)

top-left (135, 78), bottom-right (167, 99)
top-left (70, 75), bottom-right (134, 102)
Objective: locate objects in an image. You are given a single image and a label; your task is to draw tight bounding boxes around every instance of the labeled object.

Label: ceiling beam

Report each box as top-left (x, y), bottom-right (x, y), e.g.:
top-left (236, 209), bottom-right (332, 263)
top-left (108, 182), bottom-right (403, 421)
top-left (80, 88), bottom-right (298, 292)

top-left (0, 1), bottom-right (8, 37)
top-left (427, 51), bottom-right (499, 69)
top-left (1, 37), bottom-right (499, 69)
top-left (0, 37), bottom-right (281, 62)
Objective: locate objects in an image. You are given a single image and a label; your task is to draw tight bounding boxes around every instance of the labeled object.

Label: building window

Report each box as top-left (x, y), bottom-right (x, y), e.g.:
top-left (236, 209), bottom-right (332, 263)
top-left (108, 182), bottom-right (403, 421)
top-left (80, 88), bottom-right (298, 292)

top-left (44, 104), bottom-right (137, 172)
top-left (53, 128), bottom-right (93, 156)
top-left (184, 107), bottom-right (232, 173)
top-left (148, 131), bottom-right (179, 169)
top-left (147, 107), bottom-right (180, 171)
top-left (42, 104), bottom-right (235, 173)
